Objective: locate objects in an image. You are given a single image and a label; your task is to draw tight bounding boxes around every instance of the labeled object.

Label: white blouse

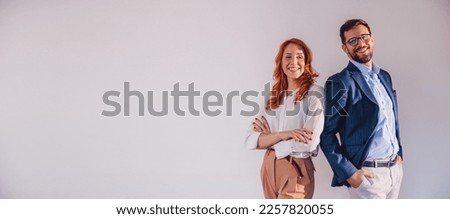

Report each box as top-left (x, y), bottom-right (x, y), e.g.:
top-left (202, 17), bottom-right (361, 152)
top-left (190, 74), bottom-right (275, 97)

top-left (245, 84), bottom-right (325, 159)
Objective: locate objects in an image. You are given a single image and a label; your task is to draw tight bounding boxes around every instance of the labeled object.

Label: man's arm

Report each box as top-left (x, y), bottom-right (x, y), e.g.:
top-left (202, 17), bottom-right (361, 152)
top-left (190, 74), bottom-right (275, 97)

top-left (320, 76), bottom-right (359, 186)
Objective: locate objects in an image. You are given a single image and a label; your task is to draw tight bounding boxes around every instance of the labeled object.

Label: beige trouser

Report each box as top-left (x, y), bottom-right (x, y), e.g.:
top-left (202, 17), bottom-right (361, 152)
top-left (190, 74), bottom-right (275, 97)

top-left (348, 160), bottom-right (403, 199)
top-left (260, 149), bottom-right (315, 199)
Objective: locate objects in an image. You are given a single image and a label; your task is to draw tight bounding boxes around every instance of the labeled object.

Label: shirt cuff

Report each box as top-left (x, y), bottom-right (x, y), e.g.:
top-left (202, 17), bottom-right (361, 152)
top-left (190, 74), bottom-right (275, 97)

top-left (273, 141), bottom-right (292, 159)
top-left (245, 132), bottom-right (261, 150)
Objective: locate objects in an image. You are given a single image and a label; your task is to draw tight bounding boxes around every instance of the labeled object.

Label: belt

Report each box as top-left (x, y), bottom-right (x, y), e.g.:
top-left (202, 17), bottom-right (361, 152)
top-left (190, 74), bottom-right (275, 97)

top-left (362, 156), bottom-right (398, 168)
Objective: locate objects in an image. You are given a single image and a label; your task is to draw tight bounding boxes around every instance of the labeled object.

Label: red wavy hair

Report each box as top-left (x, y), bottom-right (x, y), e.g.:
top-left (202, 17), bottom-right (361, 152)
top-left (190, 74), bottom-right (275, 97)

top-left (266, 38), bottom-right (318, 110)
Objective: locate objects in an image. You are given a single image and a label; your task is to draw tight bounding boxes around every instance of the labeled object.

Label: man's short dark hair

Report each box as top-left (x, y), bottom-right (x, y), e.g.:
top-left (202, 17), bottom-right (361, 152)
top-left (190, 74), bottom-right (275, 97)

top-left (340, 19), bottom-right (372, 44)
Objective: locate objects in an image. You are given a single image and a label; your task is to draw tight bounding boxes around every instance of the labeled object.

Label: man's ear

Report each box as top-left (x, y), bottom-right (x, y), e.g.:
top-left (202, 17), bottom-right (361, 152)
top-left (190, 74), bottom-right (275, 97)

top-left (341, 44), bottom-right (348, 54)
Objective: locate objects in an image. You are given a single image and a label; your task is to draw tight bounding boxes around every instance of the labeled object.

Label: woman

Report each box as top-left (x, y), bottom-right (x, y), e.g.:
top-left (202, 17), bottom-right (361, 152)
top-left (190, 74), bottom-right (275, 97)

top-left (245, 38), bottom-right (324, 199)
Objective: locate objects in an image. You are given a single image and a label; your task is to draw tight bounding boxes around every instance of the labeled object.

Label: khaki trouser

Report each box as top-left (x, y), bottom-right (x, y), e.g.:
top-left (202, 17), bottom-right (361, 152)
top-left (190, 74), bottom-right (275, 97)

top-left (348, 160), bottom-right (403, 199)
top-left (260, 149), bottom-right (315, 199)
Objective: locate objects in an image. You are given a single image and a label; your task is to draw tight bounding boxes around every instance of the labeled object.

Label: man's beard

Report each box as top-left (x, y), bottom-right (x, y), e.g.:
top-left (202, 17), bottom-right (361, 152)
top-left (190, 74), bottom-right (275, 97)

top-left (350, 47), bottom-right (373, 64)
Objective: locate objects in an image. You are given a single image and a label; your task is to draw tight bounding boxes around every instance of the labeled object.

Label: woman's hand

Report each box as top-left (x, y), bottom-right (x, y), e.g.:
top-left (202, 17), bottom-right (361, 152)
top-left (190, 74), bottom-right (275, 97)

top-left (253, 116), bottom-right (271, 134)
top-left (279, 128), bottom-right (313, 143)
top-left (253, 116), bottom-right (313, 144)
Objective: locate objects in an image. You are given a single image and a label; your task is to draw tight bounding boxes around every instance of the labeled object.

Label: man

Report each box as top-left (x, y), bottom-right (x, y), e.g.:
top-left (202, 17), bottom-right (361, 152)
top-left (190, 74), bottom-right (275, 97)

top-left (320, 19), bottom-right (403, 198)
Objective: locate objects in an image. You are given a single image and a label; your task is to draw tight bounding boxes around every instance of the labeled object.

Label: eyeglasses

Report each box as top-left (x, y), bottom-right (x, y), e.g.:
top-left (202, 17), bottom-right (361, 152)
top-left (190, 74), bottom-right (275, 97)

top-left (345, 34), bottom-right (371, 46)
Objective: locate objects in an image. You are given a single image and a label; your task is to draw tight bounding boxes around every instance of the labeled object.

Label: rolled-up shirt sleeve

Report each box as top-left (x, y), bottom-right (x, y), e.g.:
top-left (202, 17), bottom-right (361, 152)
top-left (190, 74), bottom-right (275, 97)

top-left (244, 98), bottom-right (265, 150)
top-left (245, 126), bottom-right (262, 150)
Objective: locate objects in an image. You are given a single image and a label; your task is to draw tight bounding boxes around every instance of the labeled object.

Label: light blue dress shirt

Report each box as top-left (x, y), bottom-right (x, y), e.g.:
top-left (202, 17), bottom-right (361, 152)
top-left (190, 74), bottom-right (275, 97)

top-left (350, 60), bottom-right (399, 160)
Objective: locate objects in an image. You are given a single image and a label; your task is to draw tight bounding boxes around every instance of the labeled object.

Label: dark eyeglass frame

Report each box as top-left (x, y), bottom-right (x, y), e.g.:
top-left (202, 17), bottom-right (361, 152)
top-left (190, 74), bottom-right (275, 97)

top-left (345, 34), bottom-right (371, 46)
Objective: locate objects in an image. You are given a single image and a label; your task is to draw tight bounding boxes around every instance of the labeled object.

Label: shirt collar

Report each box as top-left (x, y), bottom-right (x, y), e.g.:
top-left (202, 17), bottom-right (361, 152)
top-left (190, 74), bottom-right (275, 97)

top-left (350, 59), bottom-right (380, 76)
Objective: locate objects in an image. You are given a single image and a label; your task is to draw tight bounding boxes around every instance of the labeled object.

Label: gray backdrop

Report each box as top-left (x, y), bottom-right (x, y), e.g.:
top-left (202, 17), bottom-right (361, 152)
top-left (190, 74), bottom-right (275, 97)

top-left (1, 0), bottom-right (449, 198)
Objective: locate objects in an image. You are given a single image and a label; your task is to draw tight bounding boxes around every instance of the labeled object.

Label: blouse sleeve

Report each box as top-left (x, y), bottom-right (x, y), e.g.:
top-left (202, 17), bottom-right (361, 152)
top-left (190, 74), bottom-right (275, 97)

top-left (244, 98), bottom-right (265, 150)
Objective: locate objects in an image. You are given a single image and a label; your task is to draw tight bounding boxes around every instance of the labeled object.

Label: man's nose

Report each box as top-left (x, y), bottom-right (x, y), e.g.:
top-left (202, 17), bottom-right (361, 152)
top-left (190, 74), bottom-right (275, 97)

top-left (355, 37), bottom-right (366, 46)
